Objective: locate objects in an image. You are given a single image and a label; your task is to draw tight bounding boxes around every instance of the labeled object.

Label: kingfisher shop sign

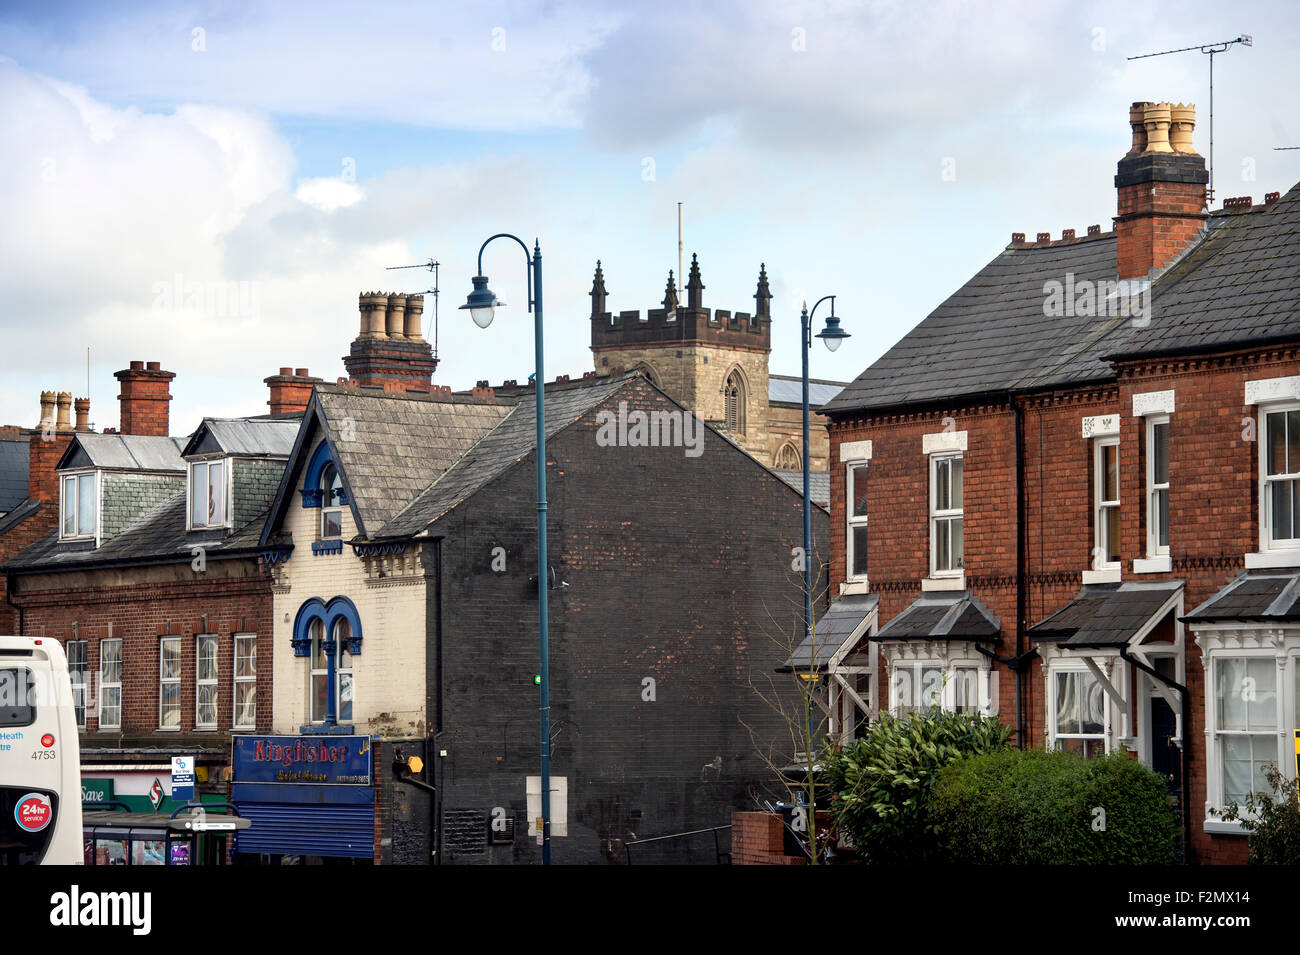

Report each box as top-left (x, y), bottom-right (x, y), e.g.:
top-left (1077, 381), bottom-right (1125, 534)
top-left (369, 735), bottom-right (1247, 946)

top-left (232, 735), bottom-right (372, 785)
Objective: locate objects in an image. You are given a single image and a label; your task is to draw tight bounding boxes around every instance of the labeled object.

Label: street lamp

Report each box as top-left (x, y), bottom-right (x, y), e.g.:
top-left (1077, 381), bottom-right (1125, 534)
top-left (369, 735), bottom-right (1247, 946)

top-left (801, 296), bottom-right (848, 685)
top-left (459, 234), bottom-right (553, 865)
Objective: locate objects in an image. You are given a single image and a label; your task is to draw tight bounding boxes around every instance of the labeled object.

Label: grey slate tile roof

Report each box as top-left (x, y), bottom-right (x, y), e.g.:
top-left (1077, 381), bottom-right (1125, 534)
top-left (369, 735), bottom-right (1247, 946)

top-left (1028, 582), bottom-right (1183, 647)
top-left (182, 417), bottom-right (300, 457)
top-left (772, 469), bottom-right (830, 508)
top-left (0, 498), bottom-right (39, 535)
top-left (781, 593), bottom-right (879, 671)
top-left (313, 387), bottom-right (514, 537)
top-left (61, 433), bottom-right (187, 472)
top-left (1102, 184), bottom-right (1300, 360)
top-left (5, 491), bottom-right (268, 571)
top-left (768, 376), bottom-right (845, 407)
top-left (377, 374), bottom-right (636, 540)
top-left (1183, 572), bottom-right (1300, 622)
top-left (0, 439), bottom-right (28, 512)
top-left (824, 182), bottom-right (1300, 415)
top-left (872, 590), bottom-right (1001, 642)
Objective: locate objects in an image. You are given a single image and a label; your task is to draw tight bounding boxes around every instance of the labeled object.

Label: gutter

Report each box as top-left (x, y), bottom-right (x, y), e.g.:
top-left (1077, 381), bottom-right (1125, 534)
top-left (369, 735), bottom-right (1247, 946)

top-left (1119, 646), bottom-right (1192, 864)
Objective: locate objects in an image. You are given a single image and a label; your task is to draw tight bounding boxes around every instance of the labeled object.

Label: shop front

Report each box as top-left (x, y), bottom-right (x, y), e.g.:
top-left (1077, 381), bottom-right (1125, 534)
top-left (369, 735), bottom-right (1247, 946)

top-left (231, 734), bottom-right (375, 864)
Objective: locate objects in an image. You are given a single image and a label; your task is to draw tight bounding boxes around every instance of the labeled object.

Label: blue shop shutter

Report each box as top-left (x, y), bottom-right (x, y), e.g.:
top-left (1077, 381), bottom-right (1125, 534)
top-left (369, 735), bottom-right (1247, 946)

top-left (235, 803), bottom-right (373, 858)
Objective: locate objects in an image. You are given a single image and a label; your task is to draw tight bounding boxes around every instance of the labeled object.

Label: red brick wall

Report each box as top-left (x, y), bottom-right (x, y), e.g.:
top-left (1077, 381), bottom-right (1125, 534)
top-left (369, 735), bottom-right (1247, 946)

top-left (731, 811), bottom-right (804, 865)
top-left (1115, 179), bottom-right (1206, 280)
top-left (10, 570), bottom-right (273, 737)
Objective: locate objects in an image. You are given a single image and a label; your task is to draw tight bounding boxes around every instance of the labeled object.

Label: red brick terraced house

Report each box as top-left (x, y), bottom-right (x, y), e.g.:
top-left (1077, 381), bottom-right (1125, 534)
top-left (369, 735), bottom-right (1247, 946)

top-left (3, 362), bottom-right (308, 859)
top-left (815, 100), bottom-right (1300, 864)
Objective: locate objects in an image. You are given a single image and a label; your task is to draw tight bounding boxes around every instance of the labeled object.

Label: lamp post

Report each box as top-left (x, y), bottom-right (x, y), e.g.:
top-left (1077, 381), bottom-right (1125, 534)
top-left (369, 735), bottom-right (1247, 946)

top-left (801, 296), bottom-right (848, 681)
top-left (460, 234), bottom-right (552, 865)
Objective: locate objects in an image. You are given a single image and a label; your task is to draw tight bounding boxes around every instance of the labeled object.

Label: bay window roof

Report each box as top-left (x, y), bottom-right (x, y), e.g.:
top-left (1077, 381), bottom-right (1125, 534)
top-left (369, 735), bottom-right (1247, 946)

top-left (1183, 571), bottom-right (1300, 623)
top-left (1029, 581), bottom-right (1183, 648)
top-left (872, 591), bottom-right (1000, 642)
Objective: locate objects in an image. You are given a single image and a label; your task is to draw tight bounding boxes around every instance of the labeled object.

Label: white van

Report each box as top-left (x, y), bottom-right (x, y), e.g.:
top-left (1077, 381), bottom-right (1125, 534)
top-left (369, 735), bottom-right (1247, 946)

top-left (0, 636), bottom-right (83, 864)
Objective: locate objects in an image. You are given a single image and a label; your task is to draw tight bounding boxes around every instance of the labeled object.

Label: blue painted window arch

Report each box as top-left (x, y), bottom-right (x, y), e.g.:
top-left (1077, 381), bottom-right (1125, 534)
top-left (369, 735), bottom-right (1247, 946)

top-left (300, 440), bottom-right (349, 509)
top-left (292, 596), bottom-right (362, 727)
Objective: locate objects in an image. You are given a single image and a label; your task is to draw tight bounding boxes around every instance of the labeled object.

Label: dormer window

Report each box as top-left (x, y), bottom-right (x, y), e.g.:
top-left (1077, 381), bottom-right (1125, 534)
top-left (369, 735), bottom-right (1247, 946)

top-left (321, 462), bottom-right (343, 539)
top-left (59, 471), bottom-right (97, 540)
top-left (189, 458), bottom-right (230, 529)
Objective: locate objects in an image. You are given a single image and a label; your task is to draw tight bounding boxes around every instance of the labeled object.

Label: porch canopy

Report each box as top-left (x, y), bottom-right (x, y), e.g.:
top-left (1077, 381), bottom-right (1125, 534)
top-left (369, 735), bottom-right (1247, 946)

top-left (1182, 571), bottom-right (1300, 623)
top-left (870, 590), bottom-right (1000, 643)
top-left (1029, 581), bottom-right (1184, 650)
top-left (779, 593), bottom-right (878, 673)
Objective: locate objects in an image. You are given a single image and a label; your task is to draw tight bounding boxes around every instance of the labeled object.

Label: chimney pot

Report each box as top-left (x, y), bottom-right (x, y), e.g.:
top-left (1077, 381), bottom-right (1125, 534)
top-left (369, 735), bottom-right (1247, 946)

top-left (1011, 232), bottom-right (1025, 244)
top-left (1169, 103), bottom-right (1198, 155)
top-left (1126, 101), bottom-right (1152, 156)
top-left (74, 397), bottom-right (90, 432)
top-left (403, 295), bottom-right (424, 340)
top-left (385, 293), bottom-right (407, 339)
top-left (38, 391), bottom-right (55, 429)
top-left (1142, 102), bottom-right (1174, 153)
top-left (279, 366), bottom-right (293, 376)
top-left (295, 367), bottom-right (309, 377)
top-left (129, 360), bottom-right (144, 371)
top-left (1036, 232), bottom-right (1051, 244)
top-left (1087, 224), bottom-right (1101, 236)
top-left (55, 392), bottom-right (72, 432)
top-left (1265, 191), bottom-right (1281, 205)
top-left (1062, 228), bottom-right (1076, 241)
top-left (146, 361), bottom-right (161, 371)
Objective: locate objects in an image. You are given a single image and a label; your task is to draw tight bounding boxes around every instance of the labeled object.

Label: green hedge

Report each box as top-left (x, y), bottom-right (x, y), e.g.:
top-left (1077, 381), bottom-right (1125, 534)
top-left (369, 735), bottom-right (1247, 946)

top-left (821, 711), bottom-right (1012, 863)
top-left (1215, 764), bottom-right (1300, 864)
top-left (929, 749), bottom-right (1178, 864)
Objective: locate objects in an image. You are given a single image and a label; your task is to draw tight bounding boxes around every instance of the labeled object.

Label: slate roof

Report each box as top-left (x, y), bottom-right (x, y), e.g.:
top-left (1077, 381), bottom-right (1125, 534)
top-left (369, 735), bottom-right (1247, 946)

top-left (0, 439), bottom-right (28, 512)
top-left (1029, 582), bottom-right (1183, 647)
top-left (772, 469), bottom-right (830, 508)
top-left (5, 492), bottom-right (267, 571)
top-left (0, 498), bottom-right (39, 535)
top-left (1103, 184), bottom-right (1300, 360)
top-left (378, 374), bottom-right (635, 540)
top-left (768, 375), bottom-right (845, 408)
top-left (182, 417), bottom-right (300, 457)
top-left (824, 182), bottom-right (1300, 416)
top-left (60, 433), bottom-right (187, 472)
top-left (872, 591), bottom-right (1001, 642)
top-left (312, 387), bottom-right (514, 537)
top-left (1183, 572), bottom-right (1300, 622)
top-left (780, 593), bottom-right (879, 672)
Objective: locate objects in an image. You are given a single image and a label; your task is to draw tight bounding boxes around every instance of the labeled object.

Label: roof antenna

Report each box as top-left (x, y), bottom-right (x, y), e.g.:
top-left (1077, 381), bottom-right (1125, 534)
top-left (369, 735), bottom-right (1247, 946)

top-left (385, 257), bottom-right (441, 364)
top-left (1128, 34), bottom-right (1253, 205)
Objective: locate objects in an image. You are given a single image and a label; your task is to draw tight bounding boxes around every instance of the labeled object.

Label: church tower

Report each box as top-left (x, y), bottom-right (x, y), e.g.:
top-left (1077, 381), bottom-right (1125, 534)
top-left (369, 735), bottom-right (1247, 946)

top-left (589, 255), bottom-right (772, 455)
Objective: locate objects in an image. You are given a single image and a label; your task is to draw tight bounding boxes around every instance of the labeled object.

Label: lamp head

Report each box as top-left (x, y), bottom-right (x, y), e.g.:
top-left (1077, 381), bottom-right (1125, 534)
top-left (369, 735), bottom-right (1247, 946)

top-left (460, 274), bottom-right (501, 329)
top-left (815, 309), bottom-right (849, 353)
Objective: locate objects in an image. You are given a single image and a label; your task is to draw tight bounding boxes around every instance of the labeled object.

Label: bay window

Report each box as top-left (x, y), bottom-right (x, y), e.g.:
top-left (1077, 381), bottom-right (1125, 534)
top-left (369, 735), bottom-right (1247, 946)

top-left (888, 658), bottom-right (993, 717)
top-left (1051, 667), bottom-right (1109, 757)
top-left (1213, 655), bottom-right (1278, 805)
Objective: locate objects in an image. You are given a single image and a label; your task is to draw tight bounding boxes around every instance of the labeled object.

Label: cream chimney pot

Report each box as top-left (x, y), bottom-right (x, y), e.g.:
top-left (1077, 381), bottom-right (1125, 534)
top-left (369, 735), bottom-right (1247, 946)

top-left (1143, 102), bottom-right (1174, 153)
top-left (1169, 103), bottom-right (1199, 155)
top-left (38, 391), bottom-right (55, 429)
top-left (404, 294), bottom-right (424, 340)
top-left (385, 293), bottom-right (406, 339)
top-left (55, 392), bottom-right (72, 432)
top-left (1127, 101), bottom-right (1152, 155)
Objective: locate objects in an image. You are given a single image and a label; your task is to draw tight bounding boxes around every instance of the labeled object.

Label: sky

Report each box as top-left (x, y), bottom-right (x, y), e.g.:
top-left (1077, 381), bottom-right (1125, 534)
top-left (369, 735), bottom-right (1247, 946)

top-left (1, 0), bottom-right (1297, 432)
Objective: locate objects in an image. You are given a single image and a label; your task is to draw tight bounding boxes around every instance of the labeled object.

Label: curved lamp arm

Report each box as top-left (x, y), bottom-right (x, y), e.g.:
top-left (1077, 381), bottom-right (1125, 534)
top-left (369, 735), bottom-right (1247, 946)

top-left (476, 232), bottom-right (537, 312)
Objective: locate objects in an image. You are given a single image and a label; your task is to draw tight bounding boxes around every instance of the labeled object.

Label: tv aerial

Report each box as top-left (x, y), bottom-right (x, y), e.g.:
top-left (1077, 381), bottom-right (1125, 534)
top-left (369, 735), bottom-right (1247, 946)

top-left (1128, 35), bottom-right (1252, 203)
top-left (386, 258), bottom-right (440, 360)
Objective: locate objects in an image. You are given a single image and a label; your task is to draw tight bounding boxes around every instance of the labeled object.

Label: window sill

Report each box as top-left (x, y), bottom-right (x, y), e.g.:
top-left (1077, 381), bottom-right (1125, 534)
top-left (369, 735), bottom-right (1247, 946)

top-left (1244, 550), bottom-right (1300, 569)
top-left (839, 579), bottom-right (870, 596)
top-left (1202, 818), bottom-right (1249, 836)
top-left (921, 573), bottom-right (965, 592)
top-left (1081, 567), bottom-right (1121, 584)
top-left (1133, 555), bottom-right (1171, 574)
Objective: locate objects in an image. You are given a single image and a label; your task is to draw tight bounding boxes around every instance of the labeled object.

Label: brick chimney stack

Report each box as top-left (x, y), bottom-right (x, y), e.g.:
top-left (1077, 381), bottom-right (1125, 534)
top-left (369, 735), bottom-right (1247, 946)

top-left (343, 292), bottom-right (437, 392)
top-left (1114, 101), bottom-right (1208, 280)
top-left (264, 367), bottom-right (322, 415)
top-left (114, 360), bottom-right (175, 436)
top-left (27, 390), bottom-right (76, 503)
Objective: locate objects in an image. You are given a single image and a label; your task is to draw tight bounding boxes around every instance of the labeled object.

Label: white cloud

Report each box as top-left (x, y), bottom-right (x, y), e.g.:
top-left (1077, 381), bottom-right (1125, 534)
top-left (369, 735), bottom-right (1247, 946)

top-left (294, 177), bottom-right (365, 212)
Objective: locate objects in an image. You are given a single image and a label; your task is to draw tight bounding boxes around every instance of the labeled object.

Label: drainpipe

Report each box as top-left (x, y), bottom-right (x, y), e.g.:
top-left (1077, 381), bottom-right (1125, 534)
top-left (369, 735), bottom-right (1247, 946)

top-left (5, 570), bottom-right (23, 634)
top-left (1012, 394), bottom-right (1027, 748)
top-left (1119, 646), bottom-right (1192, 864)
top-left (432, 537), bottom-right (444, 866)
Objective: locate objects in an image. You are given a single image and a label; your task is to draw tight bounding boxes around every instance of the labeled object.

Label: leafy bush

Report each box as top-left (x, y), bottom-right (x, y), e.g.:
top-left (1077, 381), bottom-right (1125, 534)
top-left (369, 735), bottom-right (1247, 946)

top-left (1215, 764), bottom-right (1300, 864)
top-left (930, 748), bottom-right (1178, 864)
top-left (821, 710), bottom-right (1012, 863)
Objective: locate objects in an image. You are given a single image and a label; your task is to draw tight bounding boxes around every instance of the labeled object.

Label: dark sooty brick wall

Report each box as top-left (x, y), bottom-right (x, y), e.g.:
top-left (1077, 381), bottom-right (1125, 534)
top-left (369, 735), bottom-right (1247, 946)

top-left (430, 378), bottom-right (826, 864)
